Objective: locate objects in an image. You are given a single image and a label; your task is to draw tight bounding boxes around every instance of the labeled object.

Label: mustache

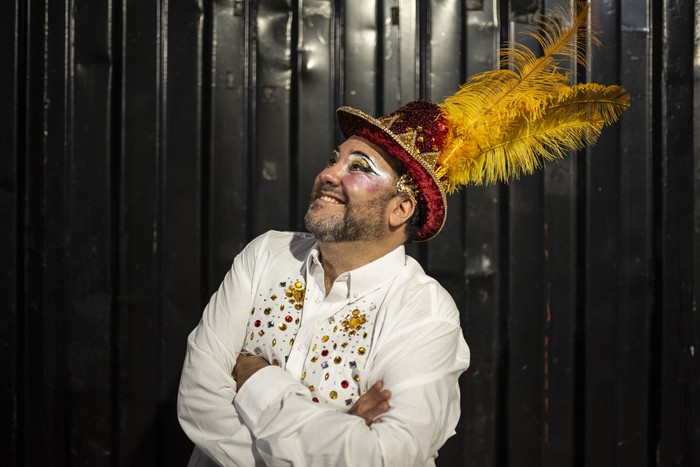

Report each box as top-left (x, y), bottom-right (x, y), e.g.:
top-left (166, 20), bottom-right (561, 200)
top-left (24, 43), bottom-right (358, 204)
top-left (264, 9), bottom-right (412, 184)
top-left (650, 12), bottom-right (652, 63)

top-left (310, 182), bottom-right (345, 203)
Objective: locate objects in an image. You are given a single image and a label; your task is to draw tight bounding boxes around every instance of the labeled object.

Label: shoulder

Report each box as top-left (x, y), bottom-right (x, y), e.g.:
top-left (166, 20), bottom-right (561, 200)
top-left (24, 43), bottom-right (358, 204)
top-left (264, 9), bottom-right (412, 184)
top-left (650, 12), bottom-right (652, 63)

top-left (229, 231), bottom-right (316, 278)
top-left (385, 255), bottom-right (460, 326)
top-left (243, 230), bottom-right (316, 259)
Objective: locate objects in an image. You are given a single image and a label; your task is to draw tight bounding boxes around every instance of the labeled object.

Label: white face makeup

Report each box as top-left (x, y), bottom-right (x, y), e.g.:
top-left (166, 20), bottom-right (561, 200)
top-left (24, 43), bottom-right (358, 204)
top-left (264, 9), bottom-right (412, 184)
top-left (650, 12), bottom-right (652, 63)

top-left (304, 136), bottom-right (400, 243)
top-left (325, 148), bottom-right (396, 185)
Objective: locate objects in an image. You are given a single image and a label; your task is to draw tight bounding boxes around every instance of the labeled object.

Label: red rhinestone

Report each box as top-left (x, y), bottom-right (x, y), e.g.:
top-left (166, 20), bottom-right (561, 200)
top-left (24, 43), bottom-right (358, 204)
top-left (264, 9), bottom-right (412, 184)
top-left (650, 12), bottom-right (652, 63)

top-left (285, 315), bottom-right (293, 322)
top-left (254, 320), bottom-right (261, 327)
top-left (321, 349), bottom-right (329, 357)
top-left (341, 380), bottom-right (349, 389)
top-left (312, 397), bottom-right (319, 403)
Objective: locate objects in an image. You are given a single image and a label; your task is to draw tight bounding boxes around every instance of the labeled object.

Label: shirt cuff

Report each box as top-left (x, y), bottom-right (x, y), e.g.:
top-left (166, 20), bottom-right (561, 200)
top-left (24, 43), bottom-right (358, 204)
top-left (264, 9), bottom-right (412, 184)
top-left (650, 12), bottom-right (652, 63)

top-left (234, 365), bottom-right (297, 426)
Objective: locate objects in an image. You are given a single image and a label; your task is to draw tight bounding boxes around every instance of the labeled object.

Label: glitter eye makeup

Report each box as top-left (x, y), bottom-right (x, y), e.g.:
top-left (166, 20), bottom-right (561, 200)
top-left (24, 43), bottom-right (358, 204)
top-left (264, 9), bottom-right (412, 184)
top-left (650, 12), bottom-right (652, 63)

top-left (325, 147), bottom-right (390, 179)
top-left (348, 153), bottom-right (375, 173)
top-left (312, 136), bottom-right (399, 200)
top-left (345, 150), bottom-right (397, 182)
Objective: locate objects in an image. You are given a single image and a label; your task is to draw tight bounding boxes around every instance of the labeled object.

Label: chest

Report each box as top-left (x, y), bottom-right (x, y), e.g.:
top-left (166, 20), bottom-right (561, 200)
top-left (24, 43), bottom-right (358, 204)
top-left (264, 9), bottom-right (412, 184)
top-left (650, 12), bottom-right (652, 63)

top-left (243, 274), bottom-right (378, 411)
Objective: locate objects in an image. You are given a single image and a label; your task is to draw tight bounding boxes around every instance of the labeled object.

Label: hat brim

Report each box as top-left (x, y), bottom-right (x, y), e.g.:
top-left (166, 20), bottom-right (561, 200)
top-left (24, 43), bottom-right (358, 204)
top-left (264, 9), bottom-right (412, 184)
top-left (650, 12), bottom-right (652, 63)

top-left (336, 106), bottom-right (447, 241)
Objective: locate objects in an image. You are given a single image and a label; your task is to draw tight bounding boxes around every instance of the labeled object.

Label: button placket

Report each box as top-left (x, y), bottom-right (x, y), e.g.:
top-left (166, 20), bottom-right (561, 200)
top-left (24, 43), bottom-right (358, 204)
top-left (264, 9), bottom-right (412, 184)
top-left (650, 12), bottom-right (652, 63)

top-left (300, 297), bottom-right (375, 410)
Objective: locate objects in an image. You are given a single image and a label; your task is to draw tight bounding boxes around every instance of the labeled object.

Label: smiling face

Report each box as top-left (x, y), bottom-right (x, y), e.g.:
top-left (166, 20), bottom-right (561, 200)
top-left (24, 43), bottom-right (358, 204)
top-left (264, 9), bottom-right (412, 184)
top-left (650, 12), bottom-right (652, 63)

top-left (304, 136), bottom-right (403, 243)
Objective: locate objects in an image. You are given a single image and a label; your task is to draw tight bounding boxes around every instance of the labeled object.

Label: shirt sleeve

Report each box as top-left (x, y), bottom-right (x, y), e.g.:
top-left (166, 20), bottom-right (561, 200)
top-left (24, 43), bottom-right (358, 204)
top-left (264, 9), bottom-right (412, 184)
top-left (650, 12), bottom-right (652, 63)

top-left (234, 313), bottom-right (470, 467)
top-left (177, 235), bottom-right (264, 466)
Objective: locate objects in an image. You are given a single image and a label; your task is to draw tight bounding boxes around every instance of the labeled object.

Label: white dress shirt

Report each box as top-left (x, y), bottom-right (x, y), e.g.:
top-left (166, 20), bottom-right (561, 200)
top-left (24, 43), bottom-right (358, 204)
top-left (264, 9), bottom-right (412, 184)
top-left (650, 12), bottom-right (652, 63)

top-left (177, 230), bottom-right (470, 466)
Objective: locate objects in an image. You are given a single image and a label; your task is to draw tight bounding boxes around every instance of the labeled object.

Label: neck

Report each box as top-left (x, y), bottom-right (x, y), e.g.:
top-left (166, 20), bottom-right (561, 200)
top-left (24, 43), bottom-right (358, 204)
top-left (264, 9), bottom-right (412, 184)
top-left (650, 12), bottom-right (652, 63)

top-left (317, 236), bottom-right (403, 294)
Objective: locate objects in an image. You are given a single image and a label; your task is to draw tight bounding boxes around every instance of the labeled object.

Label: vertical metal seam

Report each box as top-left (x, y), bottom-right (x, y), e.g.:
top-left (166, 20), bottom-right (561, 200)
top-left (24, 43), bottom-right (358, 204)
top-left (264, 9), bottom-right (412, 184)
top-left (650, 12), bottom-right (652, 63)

top-left (246, 0), bottom-right (257, 240)
top-left (155, 0), bottom-right (167, 462)
top-left (38, 1), bottom-right (51, 460)
top-left (573, 2), bottom-right (588, 464)
top-left (62, 0), bottom-right (74, 461)
top-left (332, 0), bottom-right (343, 142)
top-left (497, 1), bottom-right (510, 465)
top-left (16, 0), bottom-right (28, 461)
top-left (416, 0), bottom-right (428, 267)
top-left (418, 0), bottom-right (428, 100)
top-left (200, 0), bottom-right (213, 304)
top-left (109, 0), bottom-right (123, 463)
top-left (640, 3), bottom-right (657, 466)
top-left (648, 0), bottom-right (664, 463)
top-left (290, 0), bottom-right (300, 230)
top-left (376, 0), bottom-right (385, 115)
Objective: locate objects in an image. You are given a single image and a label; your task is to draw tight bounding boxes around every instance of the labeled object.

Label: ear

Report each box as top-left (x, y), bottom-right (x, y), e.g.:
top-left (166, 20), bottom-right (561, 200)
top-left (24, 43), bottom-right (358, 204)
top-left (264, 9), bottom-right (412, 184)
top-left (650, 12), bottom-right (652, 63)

top-left (388, 195), bottom-right (416, 229)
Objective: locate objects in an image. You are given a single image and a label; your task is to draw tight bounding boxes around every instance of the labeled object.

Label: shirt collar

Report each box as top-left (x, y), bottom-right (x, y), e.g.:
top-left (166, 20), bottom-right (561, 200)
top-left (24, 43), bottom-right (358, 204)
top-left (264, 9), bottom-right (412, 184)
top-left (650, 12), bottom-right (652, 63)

top-left (304, 243), bottom-right (406, 301)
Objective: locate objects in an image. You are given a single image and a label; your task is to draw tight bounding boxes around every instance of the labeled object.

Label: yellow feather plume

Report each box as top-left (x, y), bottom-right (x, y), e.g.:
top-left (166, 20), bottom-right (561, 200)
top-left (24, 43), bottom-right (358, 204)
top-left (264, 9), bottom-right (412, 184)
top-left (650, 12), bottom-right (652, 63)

top-left (435, 3), bottom-right (630, 192)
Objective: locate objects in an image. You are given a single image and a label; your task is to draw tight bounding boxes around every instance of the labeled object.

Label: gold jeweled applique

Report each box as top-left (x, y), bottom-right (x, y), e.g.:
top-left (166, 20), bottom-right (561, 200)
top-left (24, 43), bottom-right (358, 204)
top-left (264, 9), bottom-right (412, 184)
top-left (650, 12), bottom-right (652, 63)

top-left (303, 300), bottom-right (375, 410)
top-left (244, 277), bottom-right (306, 369)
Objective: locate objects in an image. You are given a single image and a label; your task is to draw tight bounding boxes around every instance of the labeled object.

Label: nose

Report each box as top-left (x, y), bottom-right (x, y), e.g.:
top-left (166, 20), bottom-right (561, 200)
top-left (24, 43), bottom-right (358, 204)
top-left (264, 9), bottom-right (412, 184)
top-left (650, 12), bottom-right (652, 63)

top-left (317, 163), bottom-right (342, 186)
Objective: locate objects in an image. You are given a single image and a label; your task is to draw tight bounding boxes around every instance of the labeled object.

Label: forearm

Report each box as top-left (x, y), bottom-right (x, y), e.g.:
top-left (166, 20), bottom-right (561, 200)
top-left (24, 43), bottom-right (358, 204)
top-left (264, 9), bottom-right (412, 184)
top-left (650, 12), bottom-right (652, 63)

top-left (234, 361), bottom-right (462, 467)
top-left (178, 326), bottom-right (259, 466)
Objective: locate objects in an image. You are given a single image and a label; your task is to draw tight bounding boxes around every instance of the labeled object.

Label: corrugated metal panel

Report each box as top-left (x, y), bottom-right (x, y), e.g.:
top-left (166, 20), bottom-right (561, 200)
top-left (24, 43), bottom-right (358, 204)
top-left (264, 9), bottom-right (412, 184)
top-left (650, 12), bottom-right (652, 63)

top-left (538, 1), bottom-right (578, 464)
top-left (296, 0), bottom-right (335, 229)
top-left (584, 0), bottom-right (624, 460)
top-left (657, 0), bottom-right (699, 464)
top-left (207, 0), bottom-right (250, 285)
top-left (160, 1), bottom-right (205, 464)
top-left (66, 1), bottom-right (115, 463)
top-left (0, 0), bottom-right (21, 463)
top-left (253, 0), bottom-right (294, 235)
top-left (119, 0), bottom-right (163, 463)
top-left (343, 0), bottom-right (379, 112)
top-left (460, 3), bottom-right (503, 466)
top-left (2, 0), bottom-right (699, 465)
top-left (538, 5), bottom-right (579, 464)
top-left (615, 0), bottom-right (654, 464)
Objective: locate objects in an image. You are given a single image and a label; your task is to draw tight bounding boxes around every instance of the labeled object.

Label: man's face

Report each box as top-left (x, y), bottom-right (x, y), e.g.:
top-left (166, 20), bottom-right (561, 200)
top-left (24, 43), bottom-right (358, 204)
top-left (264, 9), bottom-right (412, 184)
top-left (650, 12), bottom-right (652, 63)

top-left (304, 136), bottom-right (400, 243)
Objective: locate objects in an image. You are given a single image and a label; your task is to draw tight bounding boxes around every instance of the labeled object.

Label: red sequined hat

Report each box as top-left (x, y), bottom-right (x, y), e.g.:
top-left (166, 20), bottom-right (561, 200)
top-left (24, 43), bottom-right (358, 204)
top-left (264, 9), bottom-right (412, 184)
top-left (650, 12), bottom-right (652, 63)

top-left (336, 100), bottom-right (449, 242)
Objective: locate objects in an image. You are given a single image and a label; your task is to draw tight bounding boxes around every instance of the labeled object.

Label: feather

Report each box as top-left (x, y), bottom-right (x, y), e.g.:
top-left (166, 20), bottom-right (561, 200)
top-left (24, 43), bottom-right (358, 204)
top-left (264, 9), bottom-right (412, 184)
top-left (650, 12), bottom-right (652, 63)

top-left (434, 2), bottom-right (629, 191)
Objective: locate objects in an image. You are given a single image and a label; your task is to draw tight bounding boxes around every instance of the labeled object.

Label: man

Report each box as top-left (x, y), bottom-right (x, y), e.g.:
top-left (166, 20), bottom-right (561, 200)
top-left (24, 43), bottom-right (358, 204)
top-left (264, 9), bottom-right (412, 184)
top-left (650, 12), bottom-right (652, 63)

top-left (178, 7), bottom-right (628, 464)
top-left (178, 100), bottom-right (471, 466)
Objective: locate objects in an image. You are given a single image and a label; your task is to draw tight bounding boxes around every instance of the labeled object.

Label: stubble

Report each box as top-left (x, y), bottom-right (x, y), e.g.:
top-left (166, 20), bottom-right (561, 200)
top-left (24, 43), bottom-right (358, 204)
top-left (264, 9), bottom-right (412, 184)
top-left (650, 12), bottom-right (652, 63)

top-left (304, 191), bottom-right (394, 243)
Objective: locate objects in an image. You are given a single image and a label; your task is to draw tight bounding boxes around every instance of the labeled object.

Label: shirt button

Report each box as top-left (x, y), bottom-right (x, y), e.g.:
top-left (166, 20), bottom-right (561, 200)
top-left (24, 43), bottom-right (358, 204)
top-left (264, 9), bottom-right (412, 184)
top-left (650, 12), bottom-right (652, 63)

top-left (315, 297), bottom-right (321, 303)
top-left (353, 292), bottom-right (359, 299)
top-left (297, 344), bottom-right (305, 352)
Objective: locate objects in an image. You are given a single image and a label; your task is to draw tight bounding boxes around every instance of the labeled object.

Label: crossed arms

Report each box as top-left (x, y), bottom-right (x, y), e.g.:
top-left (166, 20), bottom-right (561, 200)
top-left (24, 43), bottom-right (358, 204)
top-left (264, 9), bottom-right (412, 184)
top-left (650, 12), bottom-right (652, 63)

top-left (177, 236), bottom-right (469, 466)
top-left (233, 354), bottom-right (391, 426)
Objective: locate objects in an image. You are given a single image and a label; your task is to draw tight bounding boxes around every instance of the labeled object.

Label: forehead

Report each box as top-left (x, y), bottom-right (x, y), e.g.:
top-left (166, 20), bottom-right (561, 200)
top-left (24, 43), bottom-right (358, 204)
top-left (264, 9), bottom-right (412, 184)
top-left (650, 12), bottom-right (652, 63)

top-left (338, 135), bottom-right (401, 174)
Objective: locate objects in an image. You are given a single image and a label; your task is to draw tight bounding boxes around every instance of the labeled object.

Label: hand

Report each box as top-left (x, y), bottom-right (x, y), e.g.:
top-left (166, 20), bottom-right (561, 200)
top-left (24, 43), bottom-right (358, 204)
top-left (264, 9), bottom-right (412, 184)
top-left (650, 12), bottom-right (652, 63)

top-left (233, 352), bottom-right (269, 390)
top-left (349, 380), bottom-right (391, 426)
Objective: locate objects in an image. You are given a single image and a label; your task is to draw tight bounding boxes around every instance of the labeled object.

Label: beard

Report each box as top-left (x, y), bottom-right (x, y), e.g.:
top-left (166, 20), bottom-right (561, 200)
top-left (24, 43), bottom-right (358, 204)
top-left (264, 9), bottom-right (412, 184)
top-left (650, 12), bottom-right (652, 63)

top-left (304, 190), bottom-right (394, 243)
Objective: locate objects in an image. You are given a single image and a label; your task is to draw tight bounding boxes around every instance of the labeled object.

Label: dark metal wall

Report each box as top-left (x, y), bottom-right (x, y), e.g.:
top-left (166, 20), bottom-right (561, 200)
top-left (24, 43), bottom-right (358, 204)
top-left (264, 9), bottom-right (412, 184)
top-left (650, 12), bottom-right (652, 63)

top-left (1, 0), bottom-right (698, 466)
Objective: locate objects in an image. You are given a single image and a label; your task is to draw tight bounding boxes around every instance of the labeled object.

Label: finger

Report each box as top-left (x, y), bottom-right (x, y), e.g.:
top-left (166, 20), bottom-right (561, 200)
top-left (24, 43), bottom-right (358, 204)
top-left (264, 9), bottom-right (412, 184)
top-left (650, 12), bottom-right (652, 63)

top-left (349, 380), bottom-right (392, 425)
top-left (369, 380), bottom-right (384, 393)
top-left (350, 381), bottom-right (384, 411)
top-left (350, 399), bottom-right (379, 424)
top-left (366, 400), bottom-right (390, 421)
top-left (359, 389), bottom-right (391, 413)
top-left (354, 394), bottom-right (391, 424)
top-left (362, 382), bottom-right (386, 405)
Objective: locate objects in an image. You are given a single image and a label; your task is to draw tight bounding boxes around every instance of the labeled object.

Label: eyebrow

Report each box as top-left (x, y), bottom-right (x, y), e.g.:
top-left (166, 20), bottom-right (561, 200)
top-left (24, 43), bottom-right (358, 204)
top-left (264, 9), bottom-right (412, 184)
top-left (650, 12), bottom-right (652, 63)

top-left (348, 150), bottom-right (379, 169)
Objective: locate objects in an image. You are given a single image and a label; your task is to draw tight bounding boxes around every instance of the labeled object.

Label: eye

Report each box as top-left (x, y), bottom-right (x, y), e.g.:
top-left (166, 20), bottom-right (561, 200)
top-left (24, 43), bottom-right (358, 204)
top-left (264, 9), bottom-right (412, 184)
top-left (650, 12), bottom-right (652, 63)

top-left (349, 159), bottom-right (372, 172)
top-left (326, 153), bottom-right (338, 167)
